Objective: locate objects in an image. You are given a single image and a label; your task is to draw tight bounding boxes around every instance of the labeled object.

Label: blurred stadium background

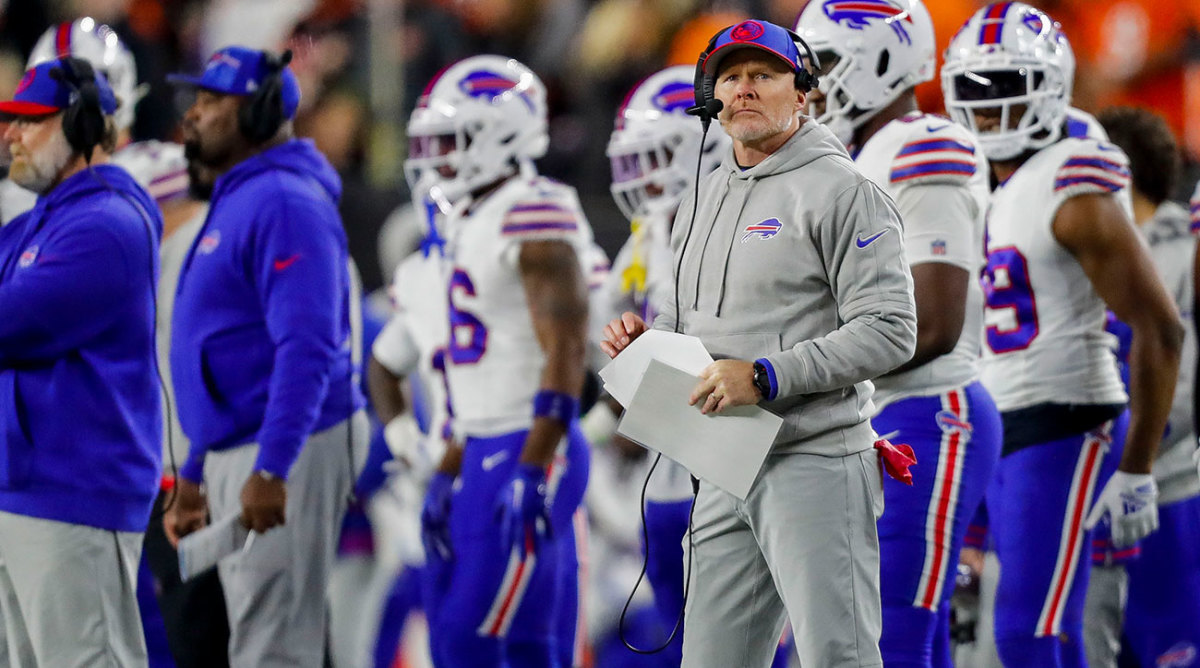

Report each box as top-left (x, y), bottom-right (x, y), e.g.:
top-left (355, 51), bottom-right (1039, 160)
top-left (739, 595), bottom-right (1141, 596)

top-left (0, 0), bottom-right (1195, 293)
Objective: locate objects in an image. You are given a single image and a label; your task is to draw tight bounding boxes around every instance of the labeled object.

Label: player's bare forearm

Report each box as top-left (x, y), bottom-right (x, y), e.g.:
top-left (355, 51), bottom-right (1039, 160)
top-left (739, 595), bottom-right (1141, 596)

top-left (519, 240), bottom-right (589, 466)
top-left (1054, 192), bottom-right (1184, 473)
top-left (367, 355), bottom-right (407, 424)
top-left (1123, 330), bottom-right (1182, 473)
top-left (887, 262), bottom-right (967, 374)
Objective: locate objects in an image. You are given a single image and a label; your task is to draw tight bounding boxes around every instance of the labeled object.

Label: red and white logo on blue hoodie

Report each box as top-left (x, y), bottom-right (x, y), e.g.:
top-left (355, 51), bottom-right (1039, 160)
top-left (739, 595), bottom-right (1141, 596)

top-left (741, 218), bottom-right (782, 243)
top-left (17, 245), bottom-right (38, 268)
top-left (198, 230), bottom-right (221, 255)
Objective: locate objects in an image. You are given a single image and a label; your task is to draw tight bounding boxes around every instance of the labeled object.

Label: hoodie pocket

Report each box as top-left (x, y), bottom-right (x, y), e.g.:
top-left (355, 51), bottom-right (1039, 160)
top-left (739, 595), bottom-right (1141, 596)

top-left (200, 326), bottom-right (274, 421)
top-left (0, 372), bottom-right (34, 489)
top-left (700, 331), bottom-right (783, 361)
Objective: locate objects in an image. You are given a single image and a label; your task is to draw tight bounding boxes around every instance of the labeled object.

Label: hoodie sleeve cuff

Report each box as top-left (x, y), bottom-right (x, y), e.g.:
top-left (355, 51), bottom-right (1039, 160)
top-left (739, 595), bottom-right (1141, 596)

top-left (178, 452), bottom-right (206, 484)
top-left (755, 357), bottom-right (779, 401)
top-left (253, 447), bottom-right (297, 481)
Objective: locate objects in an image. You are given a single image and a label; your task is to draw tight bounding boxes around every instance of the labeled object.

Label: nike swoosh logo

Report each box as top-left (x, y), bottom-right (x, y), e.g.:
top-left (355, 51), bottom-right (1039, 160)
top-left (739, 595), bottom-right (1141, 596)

top-left (273, 254), bottom-right (300, 271)
top-left (856, 229), bottom-right (889, 249)
top-left (481, 450), bottom-right (510, 472)
top-left (926, 123), bottom-right (951, 132)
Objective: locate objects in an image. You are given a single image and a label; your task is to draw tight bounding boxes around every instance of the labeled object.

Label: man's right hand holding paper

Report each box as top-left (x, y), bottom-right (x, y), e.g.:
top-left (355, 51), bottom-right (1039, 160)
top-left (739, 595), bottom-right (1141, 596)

top-left (600, 311), bottom-right (650, 358)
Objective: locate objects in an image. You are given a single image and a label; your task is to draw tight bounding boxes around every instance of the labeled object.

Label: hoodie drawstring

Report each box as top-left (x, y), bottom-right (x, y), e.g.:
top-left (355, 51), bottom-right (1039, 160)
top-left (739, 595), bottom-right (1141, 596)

top-left (714, 175), bottom-right (755, 318)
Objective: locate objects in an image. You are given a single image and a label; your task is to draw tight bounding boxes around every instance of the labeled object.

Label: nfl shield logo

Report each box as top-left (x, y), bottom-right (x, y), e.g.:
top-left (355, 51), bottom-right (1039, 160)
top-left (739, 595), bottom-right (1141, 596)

top-left (931, 239), bottom-right (946, 255)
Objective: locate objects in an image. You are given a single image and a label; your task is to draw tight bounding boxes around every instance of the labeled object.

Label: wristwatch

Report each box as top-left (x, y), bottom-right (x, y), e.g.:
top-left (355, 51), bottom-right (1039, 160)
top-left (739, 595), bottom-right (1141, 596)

top-left (752, 361), bottom-right (771, 399)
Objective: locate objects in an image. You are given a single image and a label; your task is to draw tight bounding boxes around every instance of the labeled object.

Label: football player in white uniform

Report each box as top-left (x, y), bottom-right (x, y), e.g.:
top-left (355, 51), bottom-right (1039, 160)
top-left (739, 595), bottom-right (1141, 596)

top-left (601, 64), bottom-right (729, 664)
top-left (795, 2), bottom-right (1001, 666)
top-left (943, 4), bottom-right (1182, 666)
top-left (405, 55), bottom-right (593, 668)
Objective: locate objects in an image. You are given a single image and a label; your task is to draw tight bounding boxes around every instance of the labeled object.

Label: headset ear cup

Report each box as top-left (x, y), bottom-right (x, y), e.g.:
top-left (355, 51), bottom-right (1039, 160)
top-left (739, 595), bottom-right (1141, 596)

top-left (55, 57), bottom-right (104, 161)
top-left (238, 50), bottom-right (290, 144)
top-left (692, 53), bottom-right (707, 111)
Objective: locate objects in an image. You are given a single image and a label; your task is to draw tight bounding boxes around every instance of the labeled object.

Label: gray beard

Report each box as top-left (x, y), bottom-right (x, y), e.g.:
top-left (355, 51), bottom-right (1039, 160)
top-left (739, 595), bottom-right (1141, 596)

top-left (10, 131), bottom-right (74, 195)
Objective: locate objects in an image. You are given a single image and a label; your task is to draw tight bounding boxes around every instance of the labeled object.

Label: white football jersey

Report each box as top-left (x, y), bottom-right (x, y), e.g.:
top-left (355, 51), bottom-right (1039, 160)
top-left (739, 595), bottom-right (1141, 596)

top-left (111, 140), bottom-right (190, 206)
top-left (442, 176), bottom-right (595, 437)
top-left (1142, 201), bottom-right (1198, 503)
top-left (605, 210), bottom-right (693, 500)
top-left (373, 245), bottom-right (451, 447)
top-left (853, 113), bottom-right (988, 408)
top-left (980, 137), bottom-right (1131, 411)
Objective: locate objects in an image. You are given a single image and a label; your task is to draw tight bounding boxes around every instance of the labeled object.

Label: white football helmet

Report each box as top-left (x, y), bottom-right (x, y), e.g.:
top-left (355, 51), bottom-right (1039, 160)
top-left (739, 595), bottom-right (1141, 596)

top-left (941, 2), bottom-right (1075, 161)
top-left (607, 65), bottom-right (730, 221)
top-left (404, 55), bottom-right (548, 204)
top-left (28, 18), bottom-right (141, 131)
top-left (795, 0), bottom-right (936, 146)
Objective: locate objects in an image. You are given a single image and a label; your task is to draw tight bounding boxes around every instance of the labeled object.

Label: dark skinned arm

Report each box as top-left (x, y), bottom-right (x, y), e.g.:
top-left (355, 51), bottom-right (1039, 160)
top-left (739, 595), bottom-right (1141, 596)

top-left (1053, 193), bottom-right (1183, 474)
top-left (886, 262), bottom-right (968, 374)
top-left (367, 355), bottom-right (407, 425)
top-left (518, 240), bottom-right (589, 466)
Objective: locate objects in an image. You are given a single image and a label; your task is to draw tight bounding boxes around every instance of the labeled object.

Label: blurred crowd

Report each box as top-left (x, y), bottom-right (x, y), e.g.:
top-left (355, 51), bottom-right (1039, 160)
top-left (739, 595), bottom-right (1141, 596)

top-left (1, 0), bottom-right (1196, 293)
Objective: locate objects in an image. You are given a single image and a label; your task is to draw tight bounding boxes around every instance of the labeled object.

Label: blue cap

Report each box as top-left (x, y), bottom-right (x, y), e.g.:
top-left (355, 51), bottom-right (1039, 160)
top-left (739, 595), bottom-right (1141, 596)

top-left (167, 46), bottom-right (301, 119)
top-left (0, 59), bottom-right (118, 118)
top-left (702, 20), bottom-right (803, 77)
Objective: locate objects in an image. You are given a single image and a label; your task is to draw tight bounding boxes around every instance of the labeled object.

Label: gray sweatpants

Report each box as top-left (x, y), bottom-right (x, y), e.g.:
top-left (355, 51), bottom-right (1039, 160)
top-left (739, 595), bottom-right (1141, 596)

top-left (205, 412), bottom-right (368, 668)
top-left (0, 511), bottom-right (146, 667)
top-left (681, 448), bottom-right (885, 668)
top-left (1083, 564), bottom-right (1127, 668)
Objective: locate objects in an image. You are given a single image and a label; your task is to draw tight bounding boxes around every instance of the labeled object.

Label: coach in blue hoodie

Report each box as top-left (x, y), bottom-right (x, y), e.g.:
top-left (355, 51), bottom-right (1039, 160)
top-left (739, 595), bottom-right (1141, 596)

top-left (164, 47), bottom-right (366, 667)
top-left (0, 57), bottom-right (162, 665)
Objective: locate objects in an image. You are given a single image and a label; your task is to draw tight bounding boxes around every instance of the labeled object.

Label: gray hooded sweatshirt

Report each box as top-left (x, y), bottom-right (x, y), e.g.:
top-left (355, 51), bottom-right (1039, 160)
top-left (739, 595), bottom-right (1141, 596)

top-left (655, 119), bottom-right (916, 457)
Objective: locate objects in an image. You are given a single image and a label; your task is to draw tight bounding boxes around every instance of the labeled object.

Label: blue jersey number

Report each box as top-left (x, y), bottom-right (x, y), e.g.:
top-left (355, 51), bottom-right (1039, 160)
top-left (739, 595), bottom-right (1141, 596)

top-left (983, 246), bottom-right (1039, 353)
top-left (447, 269), bottom-right (487, 365)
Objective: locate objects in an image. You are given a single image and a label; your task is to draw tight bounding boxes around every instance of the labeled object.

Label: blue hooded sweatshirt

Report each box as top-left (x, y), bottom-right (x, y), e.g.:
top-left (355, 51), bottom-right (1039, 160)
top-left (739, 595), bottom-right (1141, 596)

top-left (0, 164), bottom-right (163, 533)
top-left (172, 139), bottom-right (362, 481)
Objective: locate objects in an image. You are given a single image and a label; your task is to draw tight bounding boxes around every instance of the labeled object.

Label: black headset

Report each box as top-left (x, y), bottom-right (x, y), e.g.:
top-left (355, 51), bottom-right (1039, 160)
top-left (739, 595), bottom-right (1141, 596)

top-left (237, 49), bottom-right (293, 144)
top-left (687, 22), bottom-right (822, 128)
top-left (48, 56), bottom-right (105, 163)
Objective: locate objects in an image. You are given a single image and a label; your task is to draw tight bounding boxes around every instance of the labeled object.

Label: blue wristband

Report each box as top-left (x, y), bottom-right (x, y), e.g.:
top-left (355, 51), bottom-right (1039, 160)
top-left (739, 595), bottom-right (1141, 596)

top-left (532, 390), bottom-right (579, 426)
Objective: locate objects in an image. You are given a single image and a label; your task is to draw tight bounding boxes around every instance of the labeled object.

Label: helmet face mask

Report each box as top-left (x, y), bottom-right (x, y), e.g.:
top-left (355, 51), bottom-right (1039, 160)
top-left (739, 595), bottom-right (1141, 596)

top-left (404, 55), bottom-right (548, 203)
top-left (795, 0), bottom-right (936, 146)
top-left (606, 65), bottom-right (730, 222)
top-left (941, 2), bottom-right (1074, 161)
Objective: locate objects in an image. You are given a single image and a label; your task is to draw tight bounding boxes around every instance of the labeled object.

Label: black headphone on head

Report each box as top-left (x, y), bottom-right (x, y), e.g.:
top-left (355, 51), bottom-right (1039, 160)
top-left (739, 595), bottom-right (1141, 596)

top-left (48, 56), bottom-right (105, 163)
top-left (687, 22), bottom-right (822, 128)
top-left (237, 49), bottom-right (293, 144)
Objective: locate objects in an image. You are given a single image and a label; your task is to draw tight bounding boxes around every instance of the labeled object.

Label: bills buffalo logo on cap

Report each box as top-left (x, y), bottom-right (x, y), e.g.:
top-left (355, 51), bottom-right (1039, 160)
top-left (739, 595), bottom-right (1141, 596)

top-left (17, 245), bottom-right (38, 268)
top-left (741, 217), bottom-right (782, 243)
top-left (729, 21), bottom-right (765, 41)
top-left (823, 0), bottom-right (915, 44)
top-left (936, 410), bottom-right (973, 435)
top-left (652, 81), bottom-right (695, 114)
top-left (197, 230), bottom-right (221, 255)
top-left (14, 70), bottom-right (35, 96)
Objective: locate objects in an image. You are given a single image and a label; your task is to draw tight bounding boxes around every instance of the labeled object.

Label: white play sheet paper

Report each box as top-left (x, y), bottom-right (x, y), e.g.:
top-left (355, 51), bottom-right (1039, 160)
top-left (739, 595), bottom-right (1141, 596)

top-left (616, 359), bottom-right (782, 500)
top-left (598, 330), bottom-right (714, 408)
top-left (177, 513), bottom-right (252, 582)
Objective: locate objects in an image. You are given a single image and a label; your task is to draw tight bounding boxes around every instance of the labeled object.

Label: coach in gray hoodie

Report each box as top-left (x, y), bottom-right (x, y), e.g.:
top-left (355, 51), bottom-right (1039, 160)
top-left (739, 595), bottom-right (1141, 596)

top-left (602, 20), bottom-right (916, 668)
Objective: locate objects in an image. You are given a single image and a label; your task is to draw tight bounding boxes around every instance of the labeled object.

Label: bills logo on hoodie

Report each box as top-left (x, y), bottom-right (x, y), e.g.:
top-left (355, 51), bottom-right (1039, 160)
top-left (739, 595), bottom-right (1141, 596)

top-left (198, 230), bottom-right (221, 255)
top-left (17, 245), bottom-right (38, 268)
top-left (741, 218), bottom-right (782, 243)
